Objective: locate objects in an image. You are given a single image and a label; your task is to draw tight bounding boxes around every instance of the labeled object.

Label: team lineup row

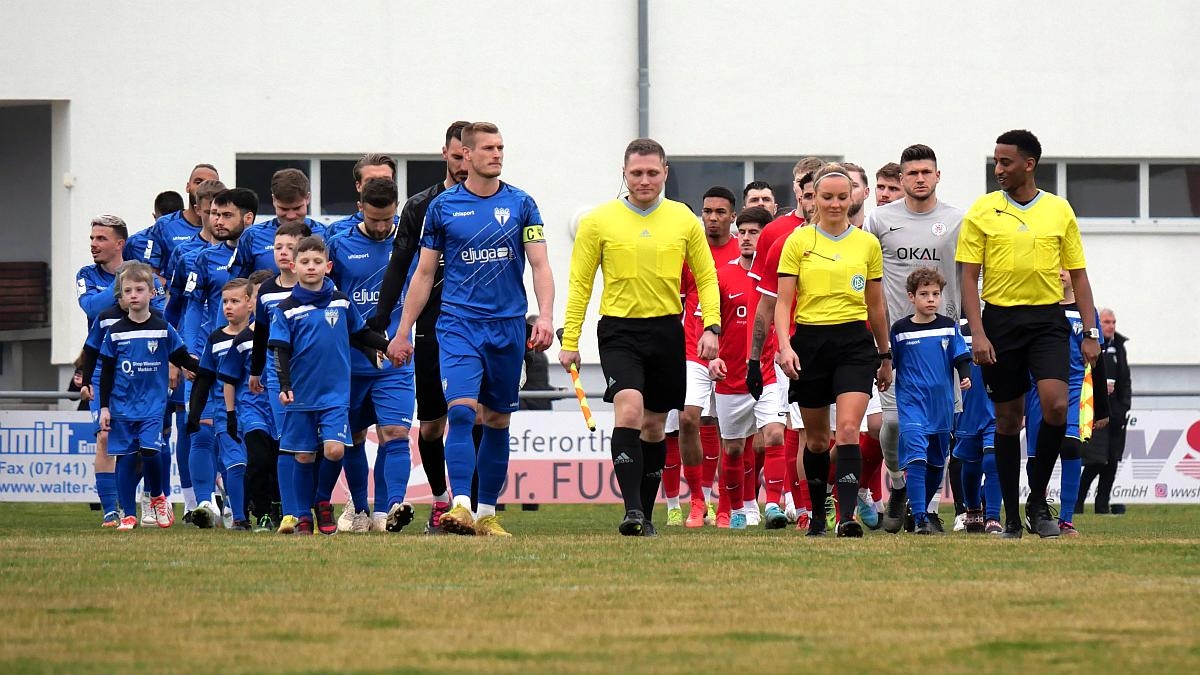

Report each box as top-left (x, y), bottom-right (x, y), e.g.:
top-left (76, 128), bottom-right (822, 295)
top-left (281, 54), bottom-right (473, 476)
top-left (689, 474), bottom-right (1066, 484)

top-left (74, 122), bottom-right (1106, 538)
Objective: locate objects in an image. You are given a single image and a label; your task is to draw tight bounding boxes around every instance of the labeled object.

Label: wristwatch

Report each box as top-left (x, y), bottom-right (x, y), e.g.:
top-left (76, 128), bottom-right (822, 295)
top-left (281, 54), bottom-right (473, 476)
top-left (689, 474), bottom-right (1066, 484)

top-left (878, 352), bottom-right (892, 361)
top-left (704, 324), bottom-right (721, 336)
top-left (1084, 328), bottom-right (1100, 340)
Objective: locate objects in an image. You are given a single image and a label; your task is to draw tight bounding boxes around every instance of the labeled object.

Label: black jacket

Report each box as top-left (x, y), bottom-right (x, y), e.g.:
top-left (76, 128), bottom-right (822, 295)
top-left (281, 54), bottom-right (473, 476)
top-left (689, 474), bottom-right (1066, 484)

top-left (1104, 331), bottom-right (1132, 427)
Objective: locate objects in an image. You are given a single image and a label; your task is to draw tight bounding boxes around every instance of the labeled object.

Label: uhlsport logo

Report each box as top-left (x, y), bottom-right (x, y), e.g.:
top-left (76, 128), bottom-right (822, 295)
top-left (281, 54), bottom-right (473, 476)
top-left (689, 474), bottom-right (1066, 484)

top-left (850, 274), bottom-right (866, 292)
top-left (324, 308), bottom-right (339, 328)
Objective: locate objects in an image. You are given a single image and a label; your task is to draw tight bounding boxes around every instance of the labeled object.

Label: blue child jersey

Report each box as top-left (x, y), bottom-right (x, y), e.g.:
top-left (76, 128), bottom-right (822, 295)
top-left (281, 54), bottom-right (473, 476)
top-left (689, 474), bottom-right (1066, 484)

top-left (327, 222), bottom-right (414, 376)
top-left (197, 327), bottom-right (239, 424)
top-left (100, 315), bottom-right (186, 421)
top-left (890, 314), bottom-right (971, 434)
top-left (252, 276), bottom-right (295, 392)
top-left (955, 320), bottom-right (996, 439)
top-left (183, 242), bottom-right (238, 354)
top-left (231, 217), bottom-right (328, 278)
top-left (217, 327), bottom-right (273, 429)
top-left (75, 264), bottom-right (166, 326)
top-left (420, 182), bottom-right (544, 321)
top-left (268, 283), bottom-right (366, 411)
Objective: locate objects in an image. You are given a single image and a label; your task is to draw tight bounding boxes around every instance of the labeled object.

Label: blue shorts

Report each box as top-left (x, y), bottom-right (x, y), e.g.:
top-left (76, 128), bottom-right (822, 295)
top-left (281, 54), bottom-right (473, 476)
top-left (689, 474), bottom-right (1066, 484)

top-left (107, 418), bottom-right (164, 456)
top-left (217, 430), bottom-right (247, 468)
top-left (952, 434), bottom-right (994, 462)
top-left (437, 314), bottom-right (525, 413)
top-left (349, 366), bottom-right (415, 433)
top-left (237, 390), bottom-right (276, 438)
top-left (268, 387), bottom-right (286, 440)
top-left (169, 377), bottom-right (190, 406)
top-left (89, 397), bottom-right (102, 435)
top-left (899, 430), bottom-right (949, 469)
top-left (280, 407), bottom-right (349, 454)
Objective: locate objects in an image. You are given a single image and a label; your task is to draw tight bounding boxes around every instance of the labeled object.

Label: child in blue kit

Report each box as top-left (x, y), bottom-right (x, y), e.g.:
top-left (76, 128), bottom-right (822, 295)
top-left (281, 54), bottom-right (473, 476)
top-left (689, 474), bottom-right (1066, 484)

top-left (269, 236), bottom-right (390, 535)
top-left (889, 268), bottom-right (972, 535)
top-left (98, 262), bottom-right (199, 530)
top-left (952, 318), bottom-right (1002, 534)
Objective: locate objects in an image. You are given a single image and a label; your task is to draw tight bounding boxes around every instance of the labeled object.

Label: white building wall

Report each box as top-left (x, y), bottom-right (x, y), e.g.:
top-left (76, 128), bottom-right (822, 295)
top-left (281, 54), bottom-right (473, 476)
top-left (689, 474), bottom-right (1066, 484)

top-left (0, 0), bottom-right (1196, 373)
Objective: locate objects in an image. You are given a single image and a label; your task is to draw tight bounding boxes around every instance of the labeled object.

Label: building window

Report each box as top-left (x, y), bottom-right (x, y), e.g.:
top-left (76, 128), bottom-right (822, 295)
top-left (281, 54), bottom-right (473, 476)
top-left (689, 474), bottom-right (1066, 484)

top-left (1065, 163), bottom-right (1139, 218)
top-left (1149, 164), bottom-right (1200, 218)
top-left (985, 161), bottom-right (1059, 196)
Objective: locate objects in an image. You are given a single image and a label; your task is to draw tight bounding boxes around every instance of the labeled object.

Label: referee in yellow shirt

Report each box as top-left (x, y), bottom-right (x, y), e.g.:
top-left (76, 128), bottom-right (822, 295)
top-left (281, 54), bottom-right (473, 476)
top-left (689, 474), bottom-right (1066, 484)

top-left (559, 138), bottom-right (720, 537)
top-left (957, 129), bottom-right (1101, 539)
top-left (774, 163), bottom-right (892, 538)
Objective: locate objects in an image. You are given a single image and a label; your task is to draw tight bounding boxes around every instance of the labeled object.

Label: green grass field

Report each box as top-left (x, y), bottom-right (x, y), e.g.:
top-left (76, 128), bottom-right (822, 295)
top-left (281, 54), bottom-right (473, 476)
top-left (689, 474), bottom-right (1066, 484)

top-left (1, 503), bottom-right (1198, 674)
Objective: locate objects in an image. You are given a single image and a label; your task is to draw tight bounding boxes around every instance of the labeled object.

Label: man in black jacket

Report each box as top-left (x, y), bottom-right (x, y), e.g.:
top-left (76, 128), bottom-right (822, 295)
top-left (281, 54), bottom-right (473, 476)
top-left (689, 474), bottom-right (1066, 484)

top-left (1078, 308), bottom-right (1131, 514)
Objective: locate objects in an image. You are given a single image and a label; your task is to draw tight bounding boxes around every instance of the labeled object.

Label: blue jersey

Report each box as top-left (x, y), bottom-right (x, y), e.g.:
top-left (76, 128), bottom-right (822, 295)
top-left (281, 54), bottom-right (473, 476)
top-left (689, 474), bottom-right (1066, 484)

top-left (955, 320), bottom-right (996, 438)
top-left (268, 282), bottom-right (365, 411)
top-left (327, 223), bottom-right (413, 376)
top-left (1026, 303), bottom-right (1101, 443)
top-left (100, 315), bottom-right (186, 421)
top-left (326, 212), bottom-right (363, 240)
top-left (75, 264), bottom-right (166, 326)
top-left (252, 277), bottom-right (295, 392)
top-left (420, 182), bottom-right (544, 320)
top-left (890, 314), bottom-right (970, 434)
top-left (197, 327), bottom-right (239, 423)
top-left (183, 242), bottom-right (237, 354)
top-left (146, 210), bottom-right (203, 272)
top-left (232, 217), bottom-right (327, 278)
top-left (163, 233), bottom-right (213, 327)
top-left (123, 228), bottom-right (159, 269)
top-left (217, 327), bottom-right (272, 427)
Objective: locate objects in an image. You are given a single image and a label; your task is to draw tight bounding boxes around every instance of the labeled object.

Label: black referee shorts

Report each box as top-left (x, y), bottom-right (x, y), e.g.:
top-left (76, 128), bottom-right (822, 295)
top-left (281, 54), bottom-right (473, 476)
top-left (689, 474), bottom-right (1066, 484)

top-left (789, 321), bottom-right (877, 409)
top-left (597, 315), bottom-right (686, 414)
top-left (413, 338), bottom-right (447, 422)
top-left (980, 303), bottom-right (1070, 403)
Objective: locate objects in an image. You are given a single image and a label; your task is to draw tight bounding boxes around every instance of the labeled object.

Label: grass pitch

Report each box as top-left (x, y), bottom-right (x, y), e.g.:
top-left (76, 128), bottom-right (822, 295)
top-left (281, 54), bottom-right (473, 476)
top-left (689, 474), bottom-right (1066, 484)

top-left (1, 503), bottom-right (1197, 674)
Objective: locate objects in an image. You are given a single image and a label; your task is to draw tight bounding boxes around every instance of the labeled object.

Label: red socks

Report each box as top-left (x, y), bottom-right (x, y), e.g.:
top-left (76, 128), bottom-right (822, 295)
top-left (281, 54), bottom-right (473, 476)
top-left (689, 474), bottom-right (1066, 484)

top-left (663, 434), bottom-right (681, 499)
top-left (700, 424), bottom-right (721, 491)
top-left (763, 444), bottom-right (786, 505)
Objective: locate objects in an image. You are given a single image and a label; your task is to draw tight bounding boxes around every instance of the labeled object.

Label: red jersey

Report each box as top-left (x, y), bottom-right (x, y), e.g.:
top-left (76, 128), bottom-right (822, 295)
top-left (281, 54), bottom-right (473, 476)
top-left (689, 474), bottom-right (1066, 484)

top-left (748, 210), bottom-right (804, 282)
top-left (715, 259), bottom-right (778, 395)
top-left (683, 236), bottom-right (741, 364)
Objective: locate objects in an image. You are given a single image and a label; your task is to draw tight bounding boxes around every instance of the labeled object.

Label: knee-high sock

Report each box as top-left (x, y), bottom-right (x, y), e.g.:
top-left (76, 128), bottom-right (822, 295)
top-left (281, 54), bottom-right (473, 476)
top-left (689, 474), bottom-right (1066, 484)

top-left (1029, 421), bottom-right (1066, 502)
top-left (742, 439), bottom-right (757, 504)
top-left (476, 426), bottom-right (510, 507)
top-left (315, 453), bottom-right (343, 504)
top-left (96, 471), bottom-right (119, 515)
top-left (382, 438), bottom-right (411, 507)
top-left (700, 424), bottom-right (720, 490)
top-left (189, 425), bottom-right (217, 503)
top-left (373, 446), bottom-right (388, 512)
top-left (960, 459), bottom-right (983, 510)
top-left (342, 440), bottom-right (369, 512)
top-left (982, 449), bottom-right (1002, 521)
top-left (1059, 438), bottom-right (1083, 523)
top-left (662, 435), bottom-right (681, 499)
top-left (175, 409), bottom-right (192, 491)
top-left (243, 430), bottom-right (275, 519)
top-left (443, 406), bottom-right (479, 505)
top-left (803, 449), bottom-right (830, 523)
top-left (880, 410), bottom-right (904, 488)
top-left (924, 462), bottom-right (942, 512)
top-left (835, 444), bottom-right (861, 523)
top-left (683, 462), bottom-right (704, 504)
top-left (786, 429), bottom-right (810, 510)
top-left (116, 454), bottom-right (140, 518)
top-left (610, 427), bottom-right (644, 513)
top-left (906, 459), bottom-right (928, 523)
top-left (995, 433), bottom-right (1022, 525)
top-left (417, 433), bottom-right (447, 499)
top-left (470, 423), bottom-right (484, 509)
top-left (722, 448), bottom-right (744, 512)
top-left (859, 433), bottom-right (883, 500)
top-left (139, 451), bottom-right (163, 497)
top-left (158, 437), bottom-right (173, 500)
top-left (763, 444), bottom-right (785, 505)
top-left (225, 464), bottom-right (246, 521)
top-left (640, 438), bottom-right (667, 522)
top-left (277, 453), bottom-right (297, 517)
top-left (292, 459), bottom-right (316, 516)
top-left (947, 455), bottom-right (965, 515)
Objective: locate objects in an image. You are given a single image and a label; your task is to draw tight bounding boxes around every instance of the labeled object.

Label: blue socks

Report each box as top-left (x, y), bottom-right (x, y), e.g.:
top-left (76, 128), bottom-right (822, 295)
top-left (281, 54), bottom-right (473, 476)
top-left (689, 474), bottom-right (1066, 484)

top-left (225, 464), bottom-right (246, 521)
top-left (906, 460), bottom-right (927, 523)
top-left (189, 425), bottom-right (217, 503)
top-left (476, 425), bottom-right (510, 506)
top-left (175, 409), bottom-right (192, 491)
top-left (382, 438), bottom-right (411, 508)
top-left (96, 471), bottom-right (119, 515)
top-left (315, 453), bottom-right (343, 504)
top-left (142, 451), bottom-right (164, 497)
top-left (158, 441), bottom-right (173, 501)
top-left (116, 454), bottom-right (140, 517)
top-left (373, 448), bottom-right (388, 512)
top-left (444, 405), bottom-right (479, 500)
top-left (960, 459), bottom-right (983, 510)
top-left (292, 459), bottom-right (316, 516)
top-left (277, 454), bottom-right (297, 517)
top-left (343, 440), bottom-right (369, 512)
top-left (982, 450), bottom-right (1002, 521)
top-left (1059, 457), bottom-right (1082, 523)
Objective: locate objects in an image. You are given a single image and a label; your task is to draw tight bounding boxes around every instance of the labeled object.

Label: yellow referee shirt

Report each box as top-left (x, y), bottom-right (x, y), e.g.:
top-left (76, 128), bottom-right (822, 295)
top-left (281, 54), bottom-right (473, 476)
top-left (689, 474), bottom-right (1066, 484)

top-left (956, 190), bottom-right (1087, 307)
top-left (777, 225), bottom-right (883, 325)
top-left (561, 197), bottom-right (720, 351)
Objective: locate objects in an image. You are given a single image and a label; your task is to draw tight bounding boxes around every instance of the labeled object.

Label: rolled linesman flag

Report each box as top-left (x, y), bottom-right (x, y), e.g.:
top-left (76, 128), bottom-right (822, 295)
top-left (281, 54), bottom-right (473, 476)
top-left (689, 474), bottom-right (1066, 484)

top-left (1079, 364), bottom-right (1095, 442)
top-left (556, 328), bottom-right (597, 432)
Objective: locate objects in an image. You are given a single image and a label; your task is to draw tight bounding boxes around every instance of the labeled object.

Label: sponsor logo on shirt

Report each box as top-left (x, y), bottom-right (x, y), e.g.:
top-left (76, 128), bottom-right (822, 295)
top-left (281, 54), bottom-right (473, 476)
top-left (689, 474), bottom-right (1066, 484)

top-left (352, 289), bottom-right (380, 305)
top-left (896, 247), bottom-right (942, 261)
top-left (347, 253), bottom-right (370, 260)
top-left (461, 247), bottom-right (513, 264)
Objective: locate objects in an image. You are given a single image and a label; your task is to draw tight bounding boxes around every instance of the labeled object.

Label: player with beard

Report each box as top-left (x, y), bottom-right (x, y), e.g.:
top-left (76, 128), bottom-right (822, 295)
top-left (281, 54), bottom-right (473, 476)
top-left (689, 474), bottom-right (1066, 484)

top-left (875, 163), bottom-right (904, 206)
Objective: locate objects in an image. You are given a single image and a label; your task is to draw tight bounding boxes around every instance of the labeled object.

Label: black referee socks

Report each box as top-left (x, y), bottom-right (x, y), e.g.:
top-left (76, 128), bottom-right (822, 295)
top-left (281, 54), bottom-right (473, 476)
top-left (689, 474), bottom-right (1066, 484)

top-left (1030, 421), bottom-right (1066, 502)
top-left (640, 438), bottom-right (667, 524)
top-left (994, 433), bottom-right (1022, 526)
top-left (803, 448), bottom-right (831, 525)
top-left (835, 444), bottom-right (862, 524)
top-left (611, 427), bottom-right (644, 513)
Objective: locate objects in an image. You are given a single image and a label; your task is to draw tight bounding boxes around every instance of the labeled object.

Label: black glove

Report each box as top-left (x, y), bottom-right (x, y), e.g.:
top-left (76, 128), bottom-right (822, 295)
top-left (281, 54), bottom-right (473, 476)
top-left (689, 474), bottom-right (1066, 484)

top-left (186, 418), bottom-right (201, 435)
top-left (226, 411), bottom-right (239, 442)
top-left (746, 360), bottom-right (763, 400)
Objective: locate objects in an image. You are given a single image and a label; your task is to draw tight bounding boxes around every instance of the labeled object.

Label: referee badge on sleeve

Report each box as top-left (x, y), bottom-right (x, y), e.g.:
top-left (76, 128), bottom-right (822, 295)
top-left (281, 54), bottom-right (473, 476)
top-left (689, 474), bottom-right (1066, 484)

top-left (851, 275), bottom-right (866, 292)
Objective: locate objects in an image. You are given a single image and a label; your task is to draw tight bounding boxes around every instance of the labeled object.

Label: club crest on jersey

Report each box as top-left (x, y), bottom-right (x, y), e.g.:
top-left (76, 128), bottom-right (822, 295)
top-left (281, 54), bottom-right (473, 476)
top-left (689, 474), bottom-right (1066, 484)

top-left (324, 308), bottom-right (339, 328)
top-left (941, 338), bottom-right (949, 350)
top-left (1072, 322), bottom-right (1083, 335)
top-left (147, 340), bottom-right (158, 354)
top-left (494, 207), bottom-right (510, 226)
top-left (850, 274), bottom-right (866, 292)
top-left (931, 222), bottom-right (947, 236)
